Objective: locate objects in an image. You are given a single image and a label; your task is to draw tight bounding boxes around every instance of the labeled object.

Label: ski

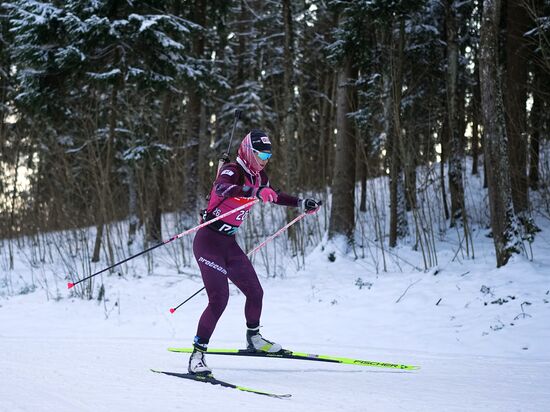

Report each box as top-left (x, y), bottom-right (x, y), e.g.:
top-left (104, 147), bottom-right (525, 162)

top-left (167, 347), bottom-right (420, 370)
top-left (150, 369), bottom-right (291, 399)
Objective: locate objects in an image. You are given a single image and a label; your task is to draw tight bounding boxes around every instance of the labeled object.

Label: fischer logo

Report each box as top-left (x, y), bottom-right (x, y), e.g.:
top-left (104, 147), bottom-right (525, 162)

top-left (198, 257), bottom-right (227, 275)
top-left (353, 359), bottom-right (404, 369)
top-left (221, 170), bottom-right (234, 177)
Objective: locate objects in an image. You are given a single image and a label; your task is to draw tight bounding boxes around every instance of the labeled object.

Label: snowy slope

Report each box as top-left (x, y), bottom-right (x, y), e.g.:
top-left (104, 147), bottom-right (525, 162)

top-left (2, 168), bottom-right (550, 411)
top-left (1, 224), bottom-right (550, 411)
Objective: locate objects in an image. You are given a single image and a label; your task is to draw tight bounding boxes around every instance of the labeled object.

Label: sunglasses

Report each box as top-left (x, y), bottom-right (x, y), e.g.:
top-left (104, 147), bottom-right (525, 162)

top-left (252, 148), bottom-right (272, 160)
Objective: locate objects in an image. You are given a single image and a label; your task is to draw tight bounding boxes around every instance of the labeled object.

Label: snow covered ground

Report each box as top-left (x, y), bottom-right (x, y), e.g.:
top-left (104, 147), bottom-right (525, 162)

top-left (2, 174), bottom-right (550, 411)
top-left (2, 226), bottom-right (550, 411)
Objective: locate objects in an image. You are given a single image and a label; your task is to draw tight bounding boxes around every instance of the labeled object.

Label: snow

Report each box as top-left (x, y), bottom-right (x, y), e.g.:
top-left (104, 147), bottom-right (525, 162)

top-left (1, 173), bottom-right (550, 411)
top-left (86, 68), bottom-right (121, 80)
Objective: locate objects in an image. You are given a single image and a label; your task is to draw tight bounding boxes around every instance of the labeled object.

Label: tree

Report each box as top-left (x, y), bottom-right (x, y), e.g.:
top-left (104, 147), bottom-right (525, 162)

top-left (6, 0), bottom-right (200, 247)
top-left (182, 0), bottom-right (206, 215)
top-left (386, 19), bottom-right (409, 247)
top-left (505, 0), bottom-right (530, 214)
top-left (444, 0), bottom-right (466, 227)
top-left (523, 0), bottom-right (550, 191)
top-left (281, 0), bottom-right (298, 195)
top-left (329, 53), bottom-right (357, 243)
top-left (0, 2), bottom-right (9, 152)
top-left (479, 0), bottom-right (523, 267)
top-left (327, 4), bottom-right (362, 245)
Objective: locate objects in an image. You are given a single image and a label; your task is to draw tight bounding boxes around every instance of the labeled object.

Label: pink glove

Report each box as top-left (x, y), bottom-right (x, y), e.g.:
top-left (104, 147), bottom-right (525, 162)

top-left (256, 187), bottom-right (278, 203)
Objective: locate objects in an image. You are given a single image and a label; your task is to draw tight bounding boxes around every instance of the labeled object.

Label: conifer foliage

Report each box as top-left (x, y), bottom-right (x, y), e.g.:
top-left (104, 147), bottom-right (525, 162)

top-left (1, 0), bottom-right (549, 269)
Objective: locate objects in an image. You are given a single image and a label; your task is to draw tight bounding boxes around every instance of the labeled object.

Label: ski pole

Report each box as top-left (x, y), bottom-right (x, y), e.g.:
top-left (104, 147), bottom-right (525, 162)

top-left (169, 211), bottom-right (309, 314)
top-left (217, 109), bottom-right (241, 173)
top-left (247, 212), bottom-right (308, 255)
top-left (67, 199), bottom-right (259, 290)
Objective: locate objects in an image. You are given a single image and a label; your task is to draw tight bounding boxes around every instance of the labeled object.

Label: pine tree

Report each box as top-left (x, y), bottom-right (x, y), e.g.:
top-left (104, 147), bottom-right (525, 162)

top-left (6, 0), bottom-right (205, 245)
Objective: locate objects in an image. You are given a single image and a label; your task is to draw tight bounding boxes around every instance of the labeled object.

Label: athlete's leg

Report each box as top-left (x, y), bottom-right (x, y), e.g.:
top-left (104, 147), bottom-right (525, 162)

top-left (225, 242), bottom-right (264, 329)
top-left (193, 229), bottom-right (231, 343)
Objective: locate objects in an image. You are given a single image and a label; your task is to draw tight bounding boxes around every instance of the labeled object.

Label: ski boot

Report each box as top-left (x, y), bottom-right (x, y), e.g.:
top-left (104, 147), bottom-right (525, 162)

top-left (188, 342), bottom-right (211, 375)
top-left (246, 326), bottom-right (282, 353)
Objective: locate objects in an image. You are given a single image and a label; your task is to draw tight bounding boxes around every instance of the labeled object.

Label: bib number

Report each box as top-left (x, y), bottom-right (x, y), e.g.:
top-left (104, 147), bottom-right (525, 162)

top-left (236, 210), bottom-right (250, 221)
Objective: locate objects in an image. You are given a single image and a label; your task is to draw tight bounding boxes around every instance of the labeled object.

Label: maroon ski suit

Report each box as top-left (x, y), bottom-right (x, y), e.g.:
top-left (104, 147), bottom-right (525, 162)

top-left (193, 159), bottom-right (299, 344)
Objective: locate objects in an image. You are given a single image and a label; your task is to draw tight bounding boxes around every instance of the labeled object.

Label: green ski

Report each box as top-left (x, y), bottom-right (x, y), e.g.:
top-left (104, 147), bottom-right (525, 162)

top-left (168, 347), bottom-right (420, 370)
top-left (150, 369), bottom-right (291, 399)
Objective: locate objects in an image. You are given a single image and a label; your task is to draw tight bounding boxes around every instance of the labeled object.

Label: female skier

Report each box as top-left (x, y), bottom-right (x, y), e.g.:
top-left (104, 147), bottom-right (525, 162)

top-left (188, 129), bottom-right (320, 374)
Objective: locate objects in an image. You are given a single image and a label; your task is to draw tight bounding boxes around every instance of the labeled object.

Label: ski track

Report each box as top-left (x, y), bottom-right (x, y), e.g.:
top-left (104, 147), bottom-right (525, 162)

top-left (3, 199), bottom-right (550, 411)
top-left (1, 336), bottom-right (549, 412)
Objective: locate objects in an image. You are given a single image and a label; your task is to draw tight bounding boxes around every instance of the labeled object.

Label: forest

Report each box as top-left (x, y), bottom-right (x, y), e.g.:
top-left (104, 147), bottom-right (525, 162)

top-left (1, 0), bottom-right (550, 274)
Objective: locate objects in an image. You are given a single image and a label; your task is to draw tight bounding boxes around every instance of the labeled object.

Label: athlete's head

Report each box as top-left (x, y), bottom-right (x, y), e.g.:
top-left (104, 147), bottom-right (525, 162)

top-left (237, 129), bottom-right (272, 174)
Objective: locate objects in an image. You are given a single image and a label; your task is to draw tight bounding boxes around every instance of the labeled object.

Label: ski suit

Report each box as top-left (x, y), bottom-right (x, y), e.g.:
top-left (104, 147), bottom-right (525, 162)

top-left (193, 158), bottom-right (299, 344)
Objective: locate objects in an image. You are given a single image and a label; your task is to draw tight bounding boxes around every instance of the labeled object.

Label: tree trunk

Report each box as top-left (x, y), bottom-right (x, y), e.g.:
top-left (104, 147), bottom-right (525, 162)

top-left (328, 55), bottom-right (356, 243)
top-left (404, 109), bottom-right (417, 211)
top-left (183, 0), bottom-right (206, 214)
top-left (529, 66), bottom-right (542, 190)
top-left (145, 92), bottom-right (172, 243)
top-left (282, 0), bottom-right (297, 193)
top-left (92, 84), bottom-right (117, 262)
top-left (127, 164), bottom-right (138, 247)
top-left (471, 50), bottom-right (481, 176)
top-left (280, 0), bottom-right (300, 244)
top-left (358, 133), bottom-right (367, 213)
top-left (440, 118), bottom-right (450, 220)
top-left (445, 0), bottom-right (466, 227)
top-left (388, 20), bottom-right (408, 247)
top-left (184, 93), bottom-right (201, 214)
top-left (319, 69), bottom-right (334, 188)
top-left (405, 159), bottom-right (417, 211)
top-left (8, 140), bottom-right (21, 268)
top-left (479, 0), bottom-right (523, 267)
top-left (0, 50), bottom-right (7, 153)
top-left (237, 0), bottom-right (247, 86)
top-left (145, 177), bottom-right (162, 243)
top-left (505, 0), bottom-right (530, 213)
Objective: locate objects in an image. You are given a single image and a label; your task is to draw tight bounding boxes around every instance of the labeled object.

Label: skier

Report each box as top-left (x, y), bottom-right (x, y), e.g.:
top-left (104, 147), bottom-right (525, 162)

top-left (188, 129), bottom-right (321, 375)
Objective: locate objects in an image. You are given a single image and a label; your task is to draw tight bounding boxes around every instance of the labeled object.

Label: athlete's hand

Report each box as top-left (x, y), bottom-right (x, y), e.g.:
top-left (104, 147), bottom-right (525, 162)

top-left (301, 198), bottom-right (321, 214)
top-left (256, 187), bottom-right (278, 203)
